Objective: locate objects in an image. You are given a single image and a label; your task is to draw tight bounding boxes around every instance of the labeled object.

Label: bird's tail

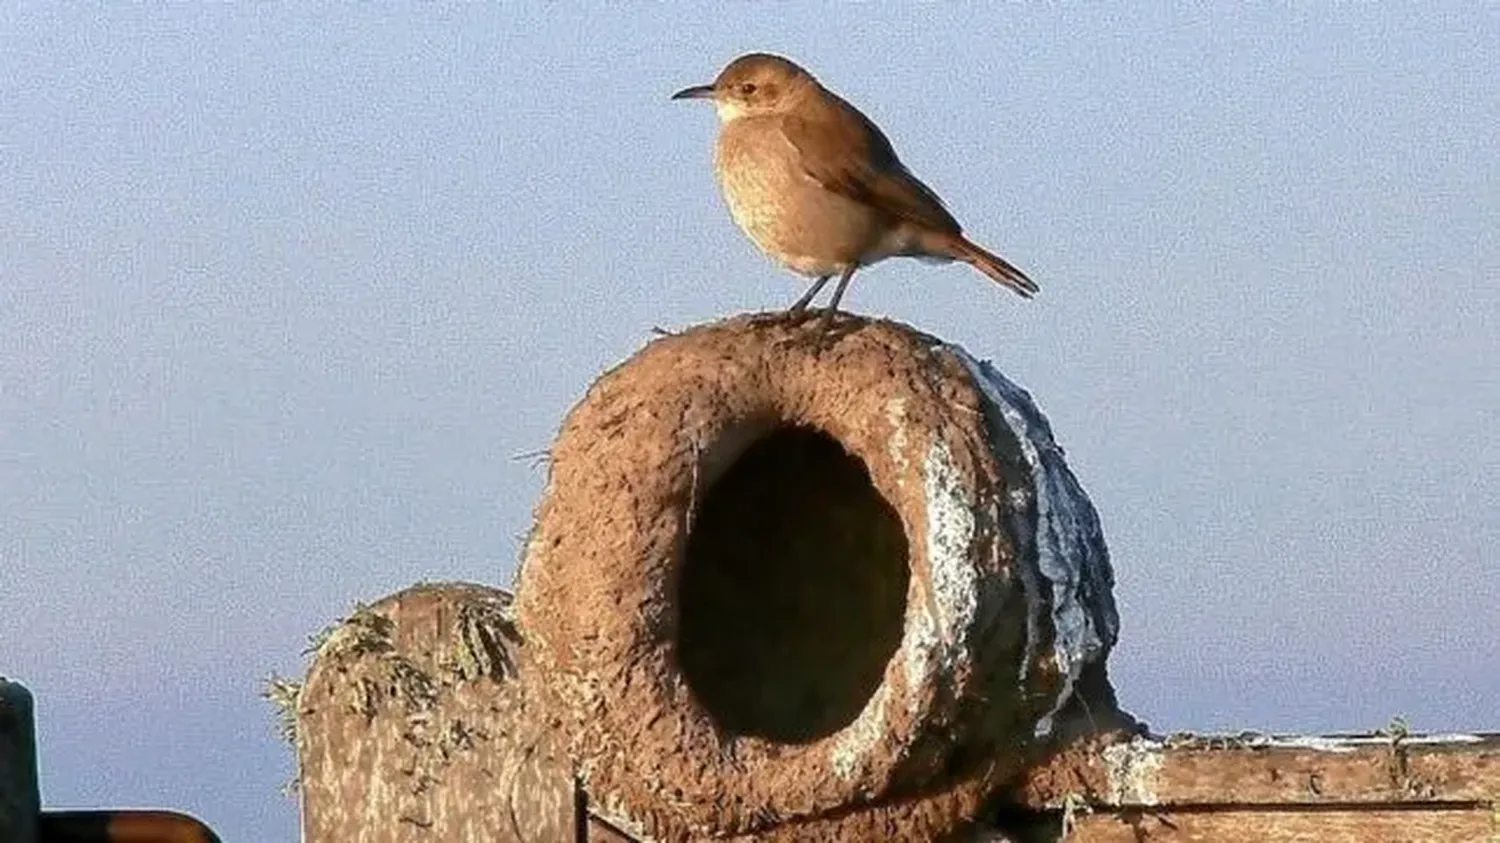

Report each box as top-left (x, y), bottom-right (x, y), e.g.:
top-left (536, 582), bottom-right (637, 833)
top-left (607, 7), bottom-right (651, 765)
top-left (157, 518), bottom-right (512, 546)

top-left (946, 235), bottom-right (1039, 299)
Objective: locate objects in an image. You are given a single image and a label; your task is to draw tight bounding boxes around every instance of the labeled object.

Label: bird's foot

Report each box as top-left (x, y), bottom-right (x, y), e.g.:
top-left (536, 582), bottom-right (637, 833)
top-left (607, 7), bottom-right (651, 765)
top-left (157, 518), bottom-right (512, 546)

top-left (783, 305), bottom-right (821, 325)
top-left (800, 307), bottom-right (851, 352)
top-left (815, 306), bottom-right (840, 334)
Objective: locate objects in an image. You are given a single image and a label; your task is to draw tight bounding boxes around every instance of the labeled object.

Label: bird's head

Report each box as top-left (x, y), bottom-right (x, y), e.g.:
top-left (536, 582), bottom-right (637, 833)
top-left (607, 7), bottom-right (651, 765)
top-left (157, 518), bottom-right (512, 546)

top-left (672, 53), bottom-right (819, 122)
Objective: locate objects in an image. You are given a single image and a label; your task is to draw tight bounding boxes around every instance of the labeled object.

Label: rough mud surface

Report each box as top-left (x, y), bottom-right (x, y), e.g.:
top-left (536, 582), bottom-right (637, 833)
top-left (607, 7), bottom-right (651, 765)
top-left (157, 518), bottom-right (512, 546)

top-left (516, 313), bottom-right (1071, 840)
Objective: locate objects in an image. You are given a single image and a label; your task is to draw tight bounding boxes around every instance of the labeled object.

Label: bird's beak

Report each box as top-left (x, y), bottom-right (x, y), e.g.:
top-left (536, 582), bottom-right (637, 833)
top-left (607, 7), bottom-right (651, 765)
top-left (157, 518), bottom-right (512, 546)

top-left (671, 83), bottom-right (715, 101)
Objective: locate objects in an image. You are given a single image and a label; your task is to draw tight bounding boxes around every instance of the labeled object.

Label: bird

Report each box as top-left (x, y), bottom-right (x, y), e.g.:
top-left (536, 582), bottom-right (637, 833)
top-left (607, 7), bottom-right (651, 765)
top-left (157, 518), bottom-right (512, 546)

top-left (672, 53), bottom-right (1037, 327)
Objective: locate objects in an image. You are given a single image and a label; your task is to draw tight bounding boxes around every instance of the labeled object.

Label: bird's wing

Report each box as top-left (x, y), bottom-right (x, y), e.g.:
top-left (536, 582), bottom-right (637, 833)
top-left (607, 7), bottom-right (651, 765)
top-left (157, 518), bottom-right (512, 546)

top-left (780, 94), bottom-right (962, 235)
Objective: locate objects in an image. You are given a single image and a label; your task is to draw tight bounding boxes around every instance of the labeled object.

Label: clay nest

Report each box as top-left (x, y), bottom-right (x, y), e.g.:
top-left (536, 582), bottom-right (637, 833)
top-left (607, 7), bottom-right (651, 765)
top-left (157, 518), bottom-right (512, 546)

top-left (515, 313), bottom-right (1072, 840)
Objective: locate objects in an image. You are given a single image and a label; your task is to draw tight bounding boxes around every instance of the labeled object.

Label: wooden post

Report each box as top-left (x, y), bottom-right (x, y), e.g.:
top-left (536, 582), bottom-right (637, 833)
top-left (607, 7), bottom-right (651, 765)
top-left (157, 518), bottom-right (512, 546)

top-left (296, 582), bottom-right (577, 843)
top-left (983, 730), bottom-right (1500, 842)
top-left (0, 677), bottom-right (40, 843)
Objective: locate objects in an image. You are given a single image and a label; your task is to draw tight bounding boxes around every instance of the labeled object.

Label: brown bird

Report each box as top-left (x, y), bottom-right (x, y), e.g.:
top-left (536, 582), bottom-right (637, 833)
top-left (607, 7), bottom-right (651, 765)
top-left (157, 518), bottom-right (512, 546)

top-left (672, 53), bottom-right (1037, 324)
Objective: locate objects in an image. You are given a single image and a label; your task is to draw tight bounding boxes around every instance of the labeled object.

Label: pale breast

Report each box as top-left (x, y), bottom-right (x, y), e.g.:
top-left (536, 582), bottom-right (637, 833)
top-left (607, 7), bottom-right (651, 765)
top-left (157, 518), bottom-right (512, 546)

top-left (713, 117), bottom-right (881, 277)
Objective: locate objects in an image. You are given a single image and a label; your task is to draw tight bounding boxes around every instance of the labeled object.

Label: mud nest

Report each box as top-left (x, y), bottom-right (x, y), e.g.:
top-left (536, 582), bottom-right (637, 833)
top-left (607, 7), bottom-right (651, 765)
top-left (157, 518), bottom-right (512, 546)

top-left (514, 313), bottom-right (1119, 842)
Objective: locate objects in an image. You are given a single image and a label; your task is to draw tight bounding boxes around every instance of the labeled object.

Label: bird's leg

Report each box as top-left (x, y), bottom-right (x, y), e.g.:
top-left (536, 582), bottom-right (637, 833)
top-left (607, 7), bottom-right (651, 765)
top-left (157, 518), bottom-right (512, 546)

top-left (788, 275), bottom-right (831, 314)
top-left (817, 265), bottom-right (860, 332)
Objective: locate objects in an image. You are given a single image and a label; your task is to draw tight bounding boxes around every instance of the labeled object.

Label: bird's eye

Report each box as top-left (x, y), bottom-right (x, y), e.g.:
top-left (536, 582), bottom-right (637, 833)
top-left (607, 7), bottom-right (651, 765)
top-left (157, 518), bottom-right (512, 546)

top-left (739, 83), bottom-right (758, 96)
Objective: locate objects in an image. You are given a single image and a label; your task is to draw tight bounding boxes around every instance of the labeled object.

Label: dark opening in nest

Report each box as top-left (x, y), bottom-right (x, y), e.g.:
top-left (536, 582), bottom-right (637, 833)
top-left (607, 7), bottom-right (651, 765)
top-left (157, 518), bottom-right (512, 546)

top-left (677, 426), bottom-right (910, 744)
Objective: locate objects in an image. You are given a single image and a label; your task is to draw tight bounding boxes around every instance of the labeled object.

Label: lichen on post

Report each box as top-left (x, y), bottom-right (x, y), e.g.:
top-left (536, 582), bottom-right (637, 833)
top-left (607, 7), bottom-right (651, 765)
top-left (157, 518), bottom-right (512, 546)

top-left (515, 313), bottom-right (1121, 841)
top-left (296, 582), bottom-right (573, 843)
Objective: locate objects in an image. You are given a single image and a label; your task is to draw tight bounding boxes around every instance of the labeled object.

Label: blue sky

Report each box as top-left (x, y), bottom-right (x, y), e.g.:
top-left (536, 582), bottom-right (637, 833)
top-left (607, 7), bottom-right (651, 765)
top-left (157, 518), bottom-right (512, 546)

top-left (1, 5), bottom-right (1496, 840)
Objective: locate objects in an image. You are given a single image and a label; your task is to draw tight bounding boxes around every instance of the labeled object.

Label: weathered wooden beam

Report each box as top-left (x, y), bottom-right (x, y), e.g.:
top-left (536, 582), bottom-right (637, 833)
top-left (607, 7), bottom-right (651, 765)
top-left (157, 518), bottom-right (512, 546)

top-left (1015, 731), bottom-right (1500, 807)
top-left (982, 730), bottom-right (1500, 842)
top-left (1059, 806), bottom-right (1495, 843)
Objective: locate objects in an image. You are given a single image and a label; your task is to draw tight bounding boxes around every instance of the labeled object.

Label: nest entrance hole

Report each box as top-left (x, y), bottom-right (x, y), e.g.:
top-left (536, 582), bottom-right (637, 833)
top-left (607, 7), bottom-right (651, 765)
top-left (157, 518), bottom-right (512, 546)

top-left (678, 425), bottom-right (910, 744)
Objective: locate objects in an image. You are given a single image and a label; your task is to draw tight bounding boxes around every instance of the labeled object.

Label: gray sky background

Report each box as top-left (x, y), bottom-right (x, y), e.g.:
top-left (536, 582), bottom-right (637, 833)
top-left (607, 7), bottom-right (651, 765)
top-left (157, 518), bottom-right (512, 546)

top-left (1, 5), bottom-right (1496, 840)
